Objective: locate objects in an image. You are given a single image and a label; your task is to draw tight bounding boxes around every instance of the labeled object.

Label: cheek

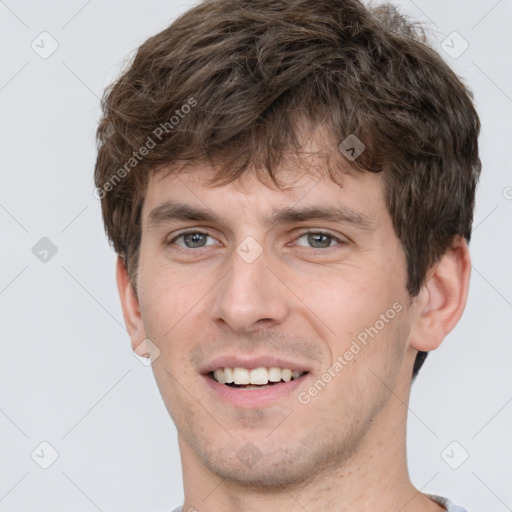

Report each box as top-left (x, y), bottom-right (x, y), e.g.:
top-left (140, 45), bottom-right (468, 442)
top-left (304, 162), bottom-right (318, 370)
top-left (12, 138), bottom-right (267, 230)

top-left (291, 261), bottom-right (406, 341)
top-left (137, 259), bottom-right (209, 350)
top-left (302, 313), bottom-right (410, 422)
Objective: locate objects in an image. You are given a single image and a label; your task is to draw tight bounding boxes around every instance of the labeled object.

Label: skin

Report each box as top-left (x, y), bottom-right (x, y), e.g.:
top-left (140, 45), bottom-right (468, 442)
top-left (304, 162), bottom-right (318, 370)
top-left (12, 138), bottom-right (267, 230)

top-left (117, 133), bottom-right (471, 512)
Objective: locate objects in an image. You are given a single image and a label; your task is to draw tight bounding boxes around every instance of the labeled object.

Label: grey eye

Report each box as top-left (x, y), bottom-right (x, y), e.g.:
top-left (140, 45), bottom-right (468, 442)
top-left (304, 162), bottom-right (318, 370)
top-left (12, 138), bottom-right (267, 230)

top-left (183, 232), bottom-right (207, 248)
top-left (296, 232), bottom-right (339, 249)
top-left (174, 232), bottom-right (217, 248)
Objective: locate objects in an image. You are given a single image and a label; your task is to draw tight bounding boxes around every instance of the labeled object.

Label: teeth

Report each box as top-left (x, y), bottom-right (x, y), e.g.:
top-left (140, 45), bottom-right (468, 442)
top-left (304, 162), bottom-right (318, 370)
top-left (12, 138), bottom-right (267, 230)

top-left (281, 369), bottom-right (292, 382)
top-left (224, 367), bottom-right (234, 384)
top-left (268, 367), bottom-right (282, 382)
top-left (233, 367), bottom-right (250, 385)
top-left (212, 367), bottom-right (305, 385)
top-left (213, 368), bottom-right (226, 384)
top-left (250, 367), bottom-right (268, 385)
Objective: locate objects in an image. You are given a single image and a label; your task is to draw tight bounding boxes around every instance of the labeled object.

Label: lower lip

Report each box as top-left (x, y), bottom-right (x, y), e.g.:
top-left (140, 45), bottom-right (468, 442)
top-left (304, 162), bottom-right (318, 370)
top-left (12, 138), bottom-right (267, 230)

top-left (202, 374), bottom-right (307, 408)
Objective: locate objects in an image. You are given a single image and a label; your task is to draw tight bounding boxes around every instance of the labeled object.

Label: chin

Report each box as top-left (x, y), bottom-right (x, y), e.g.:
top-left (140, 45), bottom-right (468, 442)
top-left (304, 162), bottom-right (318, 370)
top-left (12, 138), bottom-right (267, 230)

top-left (194, 429), bottom-right (358, 490)
top-left (204, 451), bottom-right (317, 489)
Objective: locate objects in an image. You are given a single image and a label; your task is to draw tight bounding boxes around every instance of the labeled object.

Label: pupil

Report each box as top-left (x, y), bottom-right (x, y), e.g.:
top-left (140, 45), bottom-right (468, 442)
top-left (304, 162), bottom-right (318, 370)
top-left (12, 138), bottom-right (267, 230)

top-left (184, 232), bottom-right (206, 248)
top-left (308, 233), bottom-right (331, 248)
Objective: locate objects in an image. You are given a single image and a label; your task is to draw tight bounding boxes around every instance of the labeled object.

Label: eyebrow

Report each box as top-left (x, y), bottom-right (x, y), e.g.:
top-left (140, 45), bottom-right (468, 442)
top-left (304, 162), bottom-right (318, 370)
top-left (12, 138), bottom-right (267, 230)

top-left (147, 200), bottom-right (375, 231)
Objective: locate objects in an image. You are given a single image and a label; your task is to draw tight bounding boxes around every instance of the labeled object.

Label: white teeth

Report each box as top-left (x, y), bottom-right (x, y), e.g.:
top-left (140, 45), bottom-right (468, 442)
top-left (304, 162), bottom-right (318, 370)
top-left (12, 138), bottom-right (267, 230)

top-left (212, 366), bottom-right (305, 385)
top-left (213, 368), bottom-right (226, 384)
top-left (281, 369), bottom-right (292, 382)
top-left (249, 367), bottom-right (269, 385)
top-left (268, 367), bottom-right (282, 382)
top-left (224, 367), bottom-right (234, 384)
top-left (233, 367), bottom-right (250, 385)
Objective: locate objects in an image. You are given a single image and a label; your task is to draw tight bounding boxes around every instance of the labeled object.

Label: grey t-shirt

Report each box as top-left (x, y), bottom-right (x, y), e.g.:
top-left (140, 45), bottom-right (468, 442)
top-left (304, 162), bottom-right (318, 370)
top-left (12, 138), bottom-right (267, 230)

top-left (428, 494), bottom-right (469, 511)
top-left (171, 495), bottom-right (468, 511)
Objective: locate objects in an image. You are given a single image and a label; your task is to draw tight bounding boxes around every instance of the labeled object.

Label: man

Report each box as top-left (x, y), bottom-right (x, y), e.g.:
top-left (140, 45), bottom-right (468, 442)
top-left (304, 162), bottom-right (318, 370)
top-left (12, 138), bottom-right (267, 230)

top-left (94, 0), bottom-right (480, 510)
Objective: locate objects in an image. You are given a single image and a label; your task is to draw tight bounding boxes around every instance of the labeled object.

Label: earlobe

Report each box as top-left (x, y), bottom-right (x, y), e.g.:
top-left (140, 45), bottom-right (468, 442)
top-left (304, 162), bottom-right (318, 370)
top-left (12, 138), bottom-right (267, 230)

top-left (409, 238), bottom-right (471, 352)
top-left (116, 256), bottom-right (147, 351)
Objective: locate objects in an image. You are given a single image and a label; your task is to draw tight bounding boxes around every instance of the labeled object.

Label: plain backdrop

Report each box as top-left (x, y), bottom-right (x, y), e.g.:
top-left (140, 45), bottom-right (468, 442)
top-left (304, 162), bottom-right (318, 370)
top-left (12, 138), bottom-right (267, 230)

top-left (0, 1), bottom-right (511, 511)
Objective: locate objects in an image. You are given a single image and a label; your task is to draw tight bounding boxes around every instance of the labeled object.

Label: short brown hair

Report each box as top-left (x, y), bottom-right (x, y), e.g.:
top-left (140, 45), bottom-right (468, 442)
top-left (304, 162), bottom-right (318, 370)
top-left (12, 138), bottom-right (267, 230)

top-left (95, 0), bottom-right (481, 377)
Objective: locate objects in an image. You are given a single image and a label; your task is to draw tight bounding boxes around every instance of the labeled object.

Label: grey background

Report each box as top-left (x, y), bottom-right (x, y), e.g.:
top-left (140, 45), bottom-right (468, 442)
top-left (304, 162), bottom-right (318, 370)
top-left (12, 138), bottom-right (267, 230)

top-left (0, 1), bottom-right (511, 511)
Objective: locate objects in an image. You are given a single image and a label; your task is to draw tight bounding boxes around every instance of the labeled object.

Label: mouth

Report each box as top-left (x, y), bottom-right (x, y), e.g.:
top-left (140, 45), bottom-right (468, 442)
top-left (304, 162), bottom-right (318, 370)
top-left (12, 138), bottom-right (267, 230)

top-left (201, 364), bottom-right (310, 408)
top-left (208, 366), bottom-right (308, 390)
top-left (200, 356), bottom-right (312, 408)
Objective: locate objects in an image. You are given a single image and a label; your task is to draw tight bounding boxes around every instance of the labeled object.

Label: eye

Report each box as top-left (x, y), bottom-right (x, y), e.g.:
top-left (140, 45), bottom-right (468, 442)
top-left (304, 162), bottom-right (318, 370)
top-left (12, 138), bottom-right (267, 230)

top-left (171, 231), bottom-right (219, 249)
top-left (295, 231), bottom-right (344, 249)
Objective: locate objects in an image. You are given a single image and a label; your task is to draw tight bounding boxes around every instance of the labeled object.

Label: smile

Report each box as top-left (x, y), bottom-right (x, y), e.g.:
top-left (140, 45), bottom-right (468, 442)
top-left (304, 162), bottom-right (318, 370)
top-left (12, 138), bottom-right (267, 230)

top-left (211, 366), bottom-right (307, 388)
top-left (203, 366), bottom-right (310, 408)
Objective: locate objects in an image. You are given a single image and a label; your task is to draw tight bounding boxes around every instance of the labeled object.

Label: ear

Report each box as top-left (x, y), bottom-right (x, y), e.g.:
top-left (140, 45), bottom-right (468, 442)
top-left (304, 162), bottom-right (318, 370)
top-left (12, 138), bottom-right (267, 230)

top-left (116, 256), bottom-right (148, 355)
top-left (408, 238), bottom-right (471, 352)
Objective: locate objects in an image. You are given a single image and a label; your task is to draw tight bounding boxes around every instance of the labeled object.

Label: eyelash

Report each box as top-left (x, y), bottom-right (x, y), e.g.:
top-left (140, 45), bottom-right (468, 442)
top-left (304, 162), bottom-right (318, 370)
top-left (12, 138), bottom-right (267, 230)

top-left (167, 229), bottom-right (347, 251)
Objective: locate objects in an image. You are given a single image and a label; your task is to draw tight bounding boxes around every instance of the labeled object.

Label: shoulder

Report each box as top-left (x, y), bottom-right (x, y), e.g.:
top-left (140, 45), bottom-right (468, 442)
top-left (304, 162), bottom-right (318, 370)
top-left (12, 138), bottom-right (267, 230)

top-left (427, 494), bottom-right (470, 512)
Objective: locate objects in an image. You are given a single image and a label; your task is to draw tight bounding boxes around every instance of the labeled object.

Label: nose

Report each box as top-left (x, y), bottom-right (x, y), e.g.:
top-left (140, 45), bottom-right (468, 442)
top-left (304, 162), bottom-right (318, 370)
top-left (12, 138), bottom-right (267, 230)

top-left (210, 247), bottom-right (290, 333)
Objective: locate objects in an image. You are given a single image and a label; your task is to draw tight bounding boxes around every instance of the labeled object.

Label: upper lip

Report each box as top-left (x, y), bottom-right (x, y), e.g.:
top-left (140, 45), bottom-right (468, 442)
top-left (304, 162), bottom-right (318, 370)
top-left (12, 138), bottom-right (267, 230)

top-left (200, 354), bottom-right (312, 374)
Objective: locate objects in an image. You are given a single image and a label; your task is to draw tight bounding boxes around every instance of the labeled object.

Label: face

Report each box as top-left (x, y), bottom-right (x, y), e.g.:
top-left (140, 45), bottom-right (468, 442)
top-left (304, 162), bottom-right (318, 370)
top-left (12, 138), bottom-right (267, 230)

top-left (130, 148), bottom-right (416, 487)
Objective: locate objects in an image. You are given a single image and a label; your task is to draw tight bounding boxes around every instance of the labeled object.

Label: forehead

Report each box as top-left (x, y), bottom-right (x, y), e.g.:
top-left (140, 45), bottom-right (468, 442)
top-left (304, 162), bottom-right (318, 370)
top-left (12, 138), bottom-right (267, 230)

top-left (142, 123), bottom-right (383, 221)
top-left (141, 156), bottom-right (386, 233)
